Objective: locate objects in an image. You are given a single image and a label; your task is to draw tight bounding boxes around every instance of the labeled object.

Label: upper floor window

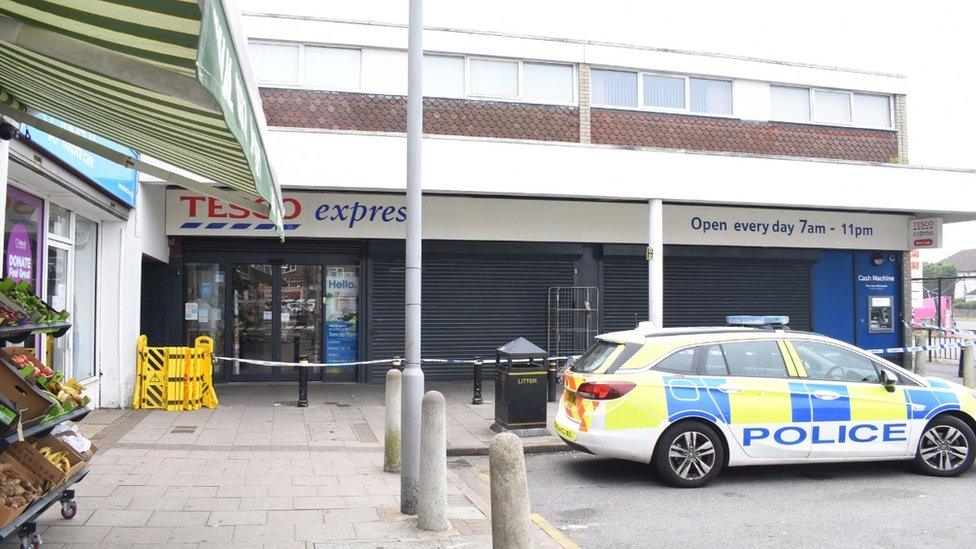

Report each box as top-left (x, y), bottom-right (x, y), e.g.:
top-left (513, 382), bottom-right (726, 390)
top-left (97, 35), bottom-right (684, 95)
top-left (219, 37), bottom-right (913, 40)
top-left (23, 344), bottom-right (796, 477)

top-left (592, 69), bottom-right (638, 108)
top-left (304, 46), bottom-right (361, 91)
top-left (249, 42), bottom-right (299, 85)
top-left (593, 69), bottom-right (732, 116)
top-left (423, 54), bottom-right (574, 105)
top-left (469, 58), bottom-right (518, 98)
top-left (771, 85), bottom-right (892, 128)
top-left (248, 41), bottom-right (361, 91)
top-left (424, 55), bottom-right (464, 98)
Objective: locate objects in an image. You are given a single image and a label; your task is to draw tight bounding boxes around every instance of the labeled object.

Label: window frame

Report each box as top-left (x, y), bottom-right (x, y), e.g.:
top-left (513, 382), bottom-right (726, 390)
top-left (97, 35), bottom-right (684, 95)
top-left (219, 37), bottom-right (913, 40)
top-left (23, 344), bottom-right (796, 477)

top-left (462, 56), bottom-right (577, 106)
top-left (590, 66), bottom-right (735, 118)
top-left (465, 56), bottom-right (522, 100)
top-left (248, 40), bottom-right (363, 92)
top-left (769, 84), bottom-right (894, 130)
top-left (302, 44), bottom-right (363, 93)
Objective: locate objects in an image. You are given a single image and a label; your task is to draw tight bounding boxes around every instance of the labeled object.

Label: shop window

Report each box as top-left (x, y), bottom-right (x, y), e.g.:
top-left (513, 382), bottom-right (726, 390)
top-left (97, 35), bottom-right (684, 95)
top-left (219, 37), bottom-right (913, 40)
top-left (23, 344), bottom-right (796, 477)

top-left (185, 264), bottom-right (226, 375)
top-left (3, 188), bottom-right (43, 289)
top-left (72, 217), bottom-right (97, 380)
top-left (48, 203), bottom-right (70, 238)
top-left (46, 244), bottom-right (69, 374)
top-left (325, 265), bottom-right (359, 363)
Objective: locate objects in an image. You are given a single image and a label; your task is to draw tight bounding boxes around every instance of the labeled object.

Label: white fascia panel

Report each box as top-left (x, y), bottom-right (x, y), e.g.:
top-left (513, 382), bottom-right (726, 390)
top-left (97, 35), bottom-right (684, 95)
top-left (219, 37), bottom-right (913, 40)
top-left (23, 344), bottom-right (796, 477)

top-left (266, 130), bottom-right (976, 220)
top-left (241, 16), bottom-right (904, 94)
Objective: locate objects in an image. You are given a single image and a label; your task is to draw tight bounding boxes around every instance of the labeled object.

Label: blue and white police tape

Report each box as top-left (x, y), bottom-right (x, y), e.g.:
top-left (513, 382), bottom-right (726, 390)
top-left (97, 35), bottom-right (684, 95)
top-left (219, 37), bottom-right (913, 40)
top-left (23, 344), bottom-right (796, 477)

top-left (213, 355), bottom-right (580, 368)
top-left (865, 339), bottom-right (976, 355)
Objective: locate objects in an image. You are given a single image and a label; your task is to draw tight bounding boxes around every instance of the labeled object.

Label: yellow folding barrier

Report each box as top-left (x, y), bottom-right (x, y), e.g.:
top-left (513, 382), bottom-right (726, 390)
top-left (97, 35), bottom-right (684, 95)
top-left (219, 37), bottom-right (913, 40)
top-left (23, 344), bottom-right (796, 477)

top-left (133, 335), bottom-right (218, 411)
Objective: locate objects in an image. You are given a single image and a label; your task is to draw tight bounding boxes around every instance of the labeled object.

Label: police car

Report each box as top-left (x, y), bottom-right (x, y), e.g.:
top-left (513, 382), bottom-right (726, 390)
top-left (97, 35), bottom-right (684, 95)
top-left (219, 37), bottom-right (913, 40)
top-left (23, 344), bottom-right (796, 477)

top-left (554, 316), bottom-right (976, 487)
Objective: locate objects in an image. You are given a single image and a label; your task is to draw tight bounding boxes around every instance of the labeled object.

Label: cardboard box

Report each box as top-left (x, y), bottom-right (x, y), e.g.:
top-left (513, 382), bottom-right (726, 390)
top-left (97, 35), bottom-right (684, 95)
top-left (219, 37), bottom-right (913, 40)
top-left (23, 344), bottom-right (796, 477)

top-left (0, 359), bottom-right (51, 425)
top-left (0, 453), bottom-right (44, 528)
top-left (6, 435), bottom-right (81, 487)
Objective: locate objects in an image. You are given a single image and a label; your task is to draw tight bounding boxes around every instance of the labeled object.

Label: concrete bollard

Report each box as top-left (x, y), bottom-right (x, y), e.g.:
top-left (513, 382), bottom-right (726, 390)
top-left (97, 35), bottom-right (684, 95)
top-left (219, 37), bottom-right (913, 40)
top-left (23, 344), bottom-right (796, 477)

top-left (964, 345), bottom-right (976, 389)
top-left (914, 333), bottom-right (927, 376)
top-left (489, 432), bottom-right (532, 549)
top-left (418, 391), bottom-right (449, 531)
top-left (384, 369), bottom-right (402, 473)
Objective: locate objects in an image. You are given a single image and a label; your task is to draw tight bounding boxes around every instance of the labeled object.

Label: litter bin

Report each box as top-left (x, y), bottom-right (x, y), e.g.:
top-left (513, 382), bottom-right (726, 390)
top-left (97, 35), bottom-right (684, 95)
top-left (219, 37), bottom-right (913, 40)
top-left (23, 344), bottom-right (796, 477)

top-left (491, 337), bottom-right (548, 435)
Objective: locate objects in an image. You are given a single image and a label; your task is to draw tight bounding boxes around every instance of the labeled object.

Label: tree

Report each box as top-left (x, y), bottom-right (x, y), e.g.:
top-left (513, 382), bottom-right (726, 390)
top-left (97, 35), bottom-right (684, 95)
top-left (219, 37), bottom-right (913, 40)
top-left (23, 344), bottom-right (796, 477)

top-left (923, 261), bottom-right (957, 298)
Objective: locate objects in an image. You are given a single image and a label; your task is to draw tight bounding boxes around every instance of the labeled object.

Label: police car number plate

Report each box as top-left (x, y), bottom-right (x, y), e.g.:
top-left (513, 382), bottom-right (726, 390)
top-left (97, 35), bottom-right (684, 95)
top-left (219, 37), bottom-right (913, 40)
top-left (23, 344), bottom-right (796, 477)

top-left (554, 422), bottom-right (576, 441)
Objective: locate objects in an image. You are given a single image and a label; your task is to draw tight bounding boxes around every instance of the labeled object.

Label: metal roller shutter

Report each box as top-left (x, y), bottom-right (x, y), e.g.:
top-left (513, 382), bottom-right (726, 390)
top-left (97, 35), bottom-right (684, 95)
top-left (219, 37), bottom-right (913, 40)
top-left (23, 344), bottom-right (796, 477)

top-left (602, 256), bottom-right (812, 333)
top-left (367, 256), bottom-right (575, 381)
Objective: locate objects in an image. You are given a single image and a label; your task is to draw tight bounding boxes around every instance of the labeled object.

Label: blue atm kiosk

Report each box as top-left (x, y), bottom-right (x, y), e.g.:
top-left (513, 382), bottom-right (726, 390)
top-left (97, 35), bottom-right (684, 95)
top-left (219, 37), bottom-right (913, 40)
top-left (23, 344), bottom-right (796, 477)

top-left (812, 250), bottom-right (901, 359)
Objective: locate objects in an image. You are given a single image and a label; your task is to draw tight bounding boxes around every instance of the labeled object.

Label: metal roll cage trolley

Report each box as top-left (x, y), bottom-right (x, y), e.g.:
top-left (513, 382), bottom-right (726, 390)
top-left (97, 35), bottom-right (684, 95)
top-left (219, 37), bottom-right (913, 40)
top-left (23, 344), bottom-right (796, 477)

top-left (0, 313), bottom-right (88, 549)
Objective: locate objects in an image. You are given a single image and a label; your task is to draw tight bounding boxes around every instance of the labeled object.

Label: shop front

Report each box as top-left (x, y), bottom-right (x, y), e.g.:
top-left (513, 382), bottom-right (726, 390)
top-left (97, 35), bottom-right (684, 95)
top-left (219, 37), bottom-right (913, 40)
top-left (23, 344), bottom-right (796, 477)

top-left (162, 189), bottom-right (914, 383)
top-left (180, 238), bottom-right (362, 382)
top-left (2, 117), bottom-right (138, 405)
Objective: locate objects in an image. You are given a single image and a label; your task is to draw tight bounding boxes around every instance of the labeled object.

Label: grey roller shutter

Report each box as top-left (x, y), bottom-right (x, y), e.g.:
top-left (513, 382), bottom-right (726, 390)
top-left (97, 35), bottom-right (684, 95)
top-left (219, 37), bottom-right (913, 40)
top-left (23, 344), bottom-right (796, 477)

top-left (367, 256), bottom-right (574, 381)
top-left (602, 255), bottom-right (812, 332)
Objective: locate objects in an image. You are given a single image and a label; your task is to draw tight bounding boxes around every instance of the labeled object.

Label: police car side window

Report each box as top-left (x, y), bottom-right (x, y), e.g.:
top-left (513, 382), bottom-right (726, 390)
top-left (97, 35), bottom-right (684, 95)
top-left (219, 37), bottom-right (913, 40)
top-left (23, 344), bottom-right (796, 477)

top-left (793, 341), bottom-right (880, 383)
top-left (702, 345), bottom-right (729, 376)
top-left (653, 347), bottom-right (697, 374)
top-left (721, 341), bottom-right (788, 378)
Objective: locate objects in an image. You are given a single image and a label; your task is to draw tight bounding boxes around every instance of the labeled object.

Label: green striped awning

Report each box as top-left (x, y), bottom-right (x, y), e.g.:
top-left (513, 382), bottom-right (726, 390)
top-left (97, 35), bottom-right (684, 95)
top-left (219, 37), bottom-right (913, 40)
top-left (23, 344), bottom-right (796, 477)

top-left (0, 0), bottom-right (284, 234)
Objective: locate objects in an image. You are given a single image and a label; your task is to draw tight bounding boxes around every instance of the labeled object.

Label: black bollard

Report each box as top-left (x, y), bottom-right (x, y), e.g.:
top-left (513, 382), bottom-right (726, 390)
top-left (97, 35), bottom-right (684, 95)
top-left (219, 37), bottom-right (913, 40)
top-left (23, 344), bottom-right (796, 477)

top-left (547, 360), bottom-right (558, 403)
top-left (472, 356), bottom-right (483, 405)
top-left (297, 354), bottom-right (309, 408)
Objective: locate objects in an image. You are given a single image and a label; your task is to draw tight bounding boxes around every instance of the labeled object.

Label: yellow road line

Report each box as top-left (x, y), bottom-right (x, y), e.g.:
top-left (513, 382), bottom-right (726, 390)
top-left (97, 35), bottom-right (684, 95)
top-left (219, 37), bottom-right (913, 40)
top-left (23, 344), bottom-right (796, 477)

top-left (476, 471), bottom-right (578, 549)
top-left (532, 513), bottom-right (580, 549)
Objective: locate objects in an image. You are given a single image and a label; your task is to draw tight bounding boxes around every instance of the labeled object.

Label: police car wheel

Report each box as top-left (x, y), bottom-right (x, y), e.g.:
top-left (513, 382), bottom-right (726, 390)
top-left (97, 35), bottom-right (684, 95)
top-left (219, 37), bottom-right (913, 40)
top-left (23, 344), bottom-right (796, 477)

top-left (914, 415), bottom-right (976, 477)
top-left (654, 421), bottom-right (725, 488)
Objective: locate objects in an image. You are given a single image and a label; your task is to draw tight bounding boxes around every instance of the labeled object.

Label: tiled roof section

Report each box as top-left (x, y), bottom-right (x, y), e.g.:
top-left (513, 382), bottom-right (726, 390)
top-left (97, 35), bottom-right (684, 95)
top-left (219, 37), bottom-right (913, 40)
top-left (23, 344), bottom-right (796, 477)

top-left (590, 109), bottom-right (899, 162)
top-left (941, 249), bottom-right (976, 273)
top-left (260, 88), bottom-right (579, 142)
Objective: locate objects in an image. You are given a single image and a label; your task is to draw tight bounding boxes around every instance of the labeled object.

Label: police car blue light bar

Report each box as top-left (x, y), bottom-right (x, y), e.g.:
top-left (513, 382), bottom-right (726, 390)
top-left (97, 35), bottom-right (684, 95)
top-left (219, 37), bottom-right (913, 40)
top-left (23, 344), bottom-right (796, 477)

top-left (726, 315), bottom-right (790, 327)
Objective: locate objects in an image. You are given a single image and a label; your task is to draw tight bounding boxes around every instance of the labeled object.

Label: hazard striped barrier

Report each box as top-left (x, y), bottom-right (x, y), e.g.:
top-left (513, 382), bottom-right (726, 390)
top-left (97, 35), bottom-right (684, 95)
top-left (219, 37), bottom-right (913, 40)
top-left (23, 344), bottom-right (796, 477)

top-left (134, 335), bottom-right (218, 411)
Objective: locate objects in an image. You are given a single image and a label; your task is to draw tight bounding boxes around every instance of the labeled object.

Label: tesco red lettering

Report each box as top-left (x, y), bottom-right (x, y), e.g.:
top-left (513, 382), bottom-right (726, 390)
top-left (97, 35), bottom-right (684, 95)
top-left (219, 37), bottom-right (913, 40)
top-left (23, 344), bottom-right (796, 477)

top-left (208, 197), bottom-right (226, 218)
top-left (180, 195), bottom-right (206, 217)
top-left (182, 195), bottom-right (302, 221)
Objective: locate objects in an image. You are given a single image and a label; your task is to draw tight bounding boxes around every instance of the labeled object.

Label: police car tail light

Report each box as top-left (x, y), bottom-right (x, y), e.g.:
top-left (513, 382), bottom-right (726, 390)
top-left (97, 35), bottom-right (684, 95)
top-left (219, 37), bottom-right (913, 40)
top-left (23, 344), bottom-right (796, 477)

top-left (576, 381), bottom-right (636, 400)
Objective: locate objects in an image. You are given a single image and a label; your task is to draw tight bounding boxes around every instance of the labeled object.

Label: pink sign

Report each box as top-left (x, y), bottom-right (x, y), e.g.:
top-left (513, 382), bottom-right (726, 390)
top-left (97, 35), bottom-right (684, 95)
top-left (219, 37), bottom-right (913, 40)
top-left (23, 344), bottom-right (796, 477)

top-left (5, 223), bottom-right (33, 282)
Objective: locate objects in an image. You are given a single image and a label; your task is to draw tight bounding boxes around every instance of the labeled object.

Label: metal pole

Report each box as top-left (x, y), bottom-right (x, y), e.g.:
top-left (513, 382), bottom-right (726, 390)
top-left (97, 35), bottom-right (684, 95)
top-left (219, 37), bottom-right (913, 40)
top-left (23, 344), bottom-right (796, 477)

top-left (401, 0), bottom-right (425, 516)
top-left (936, 278), bottom-right (943, 331)
top-left (0, 134), bottom-right (9, 259)
top-left (648, 199), bottom-right (664, 327)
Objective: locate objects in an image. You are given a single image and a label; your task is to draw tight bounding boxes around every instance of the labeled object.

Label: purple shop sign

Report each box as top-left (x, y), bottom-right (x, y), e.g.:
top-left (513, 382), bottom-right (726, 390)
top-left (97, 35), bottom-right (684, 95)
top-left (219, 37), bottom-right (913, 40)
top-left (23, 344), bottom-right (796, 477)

top-left (6, 223), bottom-right (33, 282)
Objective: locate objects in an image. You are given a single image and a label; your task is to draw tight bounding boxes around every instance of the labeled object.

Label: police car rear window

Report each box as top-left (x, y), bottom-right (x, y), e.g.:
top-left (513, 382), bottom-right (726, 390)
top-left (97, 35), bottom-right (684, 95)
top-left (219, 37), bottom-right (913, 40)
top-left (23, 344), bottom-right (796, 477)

top-left (570, 341), bottom-right (619, 373)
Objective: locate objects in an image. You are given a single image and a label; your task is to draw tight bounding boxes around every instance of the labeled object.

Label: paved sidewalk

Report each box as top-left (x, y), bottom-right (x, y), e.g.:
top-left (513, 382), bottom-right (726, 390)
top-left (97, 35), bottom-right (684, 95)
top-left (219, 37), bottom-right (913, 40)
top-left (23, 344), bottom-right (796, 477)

top-left (114, 381), bottom-right (566, 455)
top-left (6, 382), bottom-right (569, 548)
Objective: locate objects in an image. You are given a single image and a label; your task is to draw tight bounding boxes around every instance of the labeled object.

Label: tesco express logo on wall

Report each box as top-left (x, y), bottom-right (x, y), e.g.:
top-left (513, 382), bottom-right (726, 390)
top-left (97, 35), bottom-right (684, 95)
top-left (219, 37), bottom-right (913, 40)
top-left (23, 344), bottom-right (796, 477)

top-left (175, 194), bottom-right (407, 233)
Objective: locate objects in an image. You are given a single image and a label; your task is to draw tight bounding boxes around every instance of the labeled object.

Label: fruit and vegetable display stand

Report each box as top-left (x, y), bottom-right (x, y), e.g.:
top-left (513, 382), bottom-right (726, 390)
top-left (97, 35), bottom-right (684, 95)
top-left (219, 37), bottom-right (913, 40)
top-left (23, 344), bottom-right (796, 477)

top-left (0, 279), bottom-right (95, 549)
